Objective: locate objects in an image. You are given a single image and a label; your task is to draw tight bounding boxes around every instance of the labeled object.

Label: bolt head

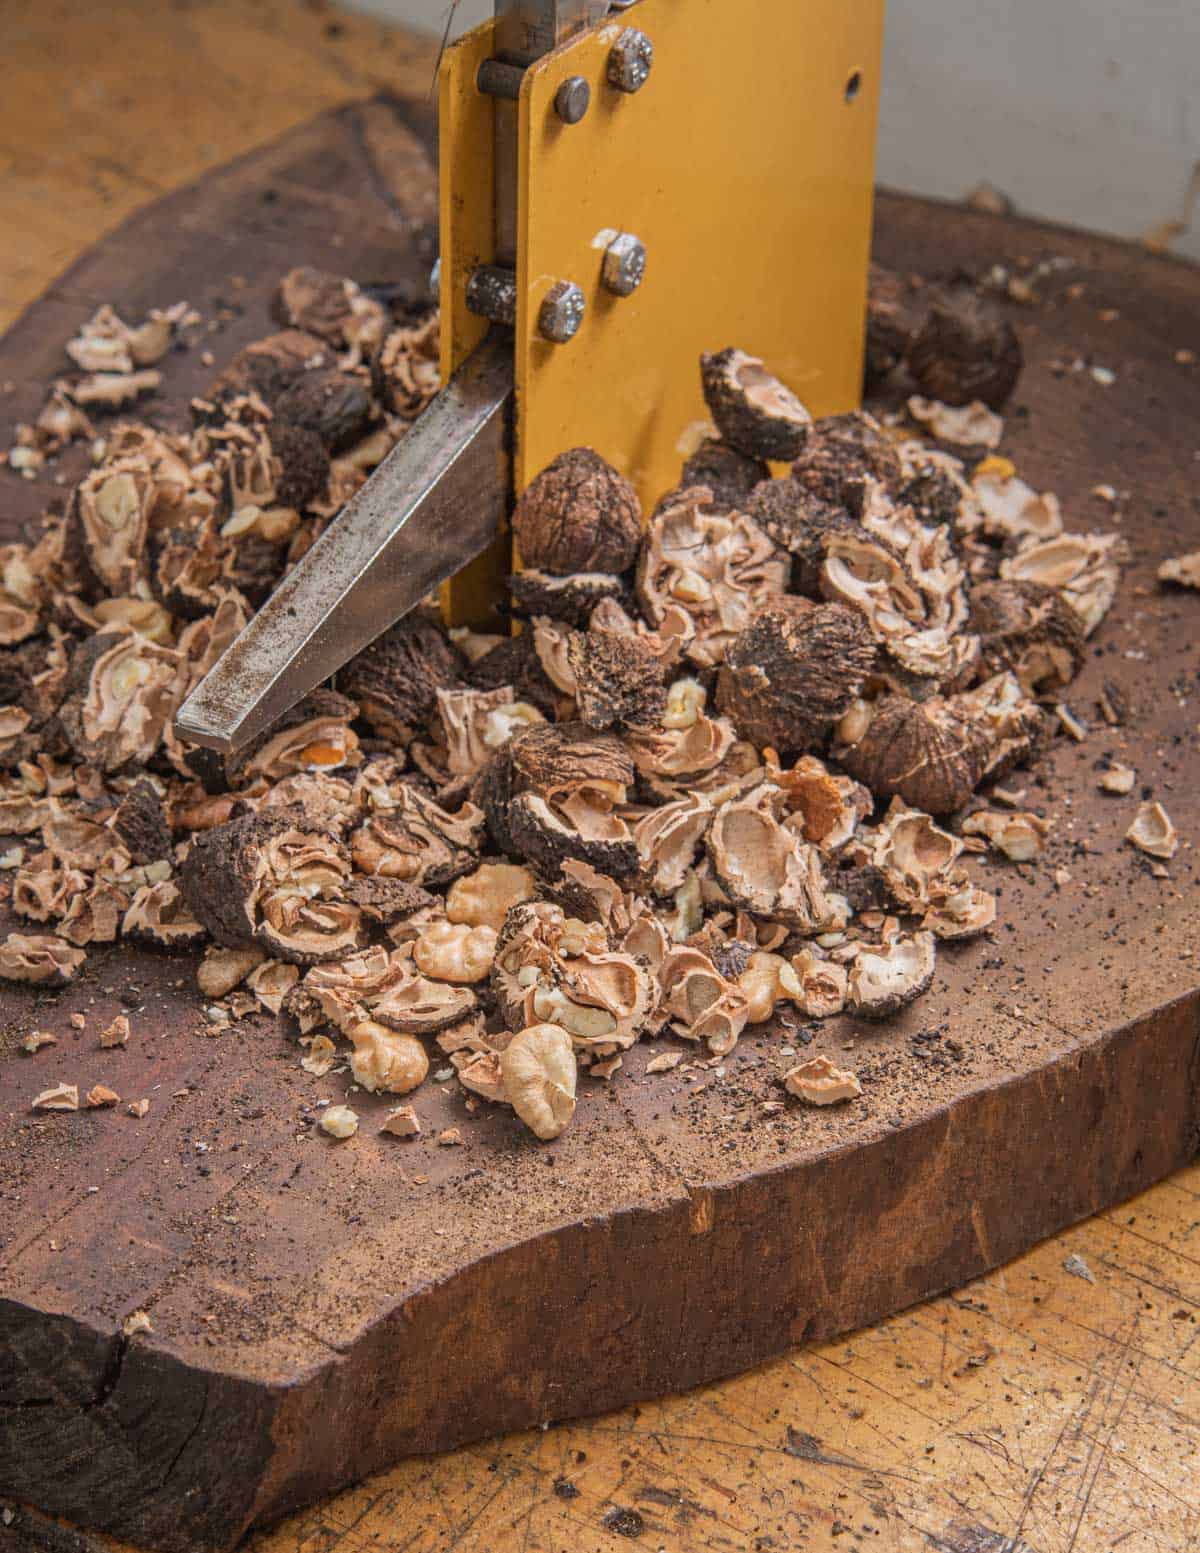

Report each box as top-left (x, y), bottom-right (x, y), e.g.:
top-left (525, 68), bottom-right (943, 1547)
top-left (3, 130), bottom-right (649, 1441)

top-left (607, 28), bottom-right (653, 93)
top-left (554, 76), bottom-right (591, 125)
top-left (538, 281), bottom-right (586, 344)
top-left (602, 232), bottom-right (646, 297)
top-left (428, 257), bottom-right (442, 300)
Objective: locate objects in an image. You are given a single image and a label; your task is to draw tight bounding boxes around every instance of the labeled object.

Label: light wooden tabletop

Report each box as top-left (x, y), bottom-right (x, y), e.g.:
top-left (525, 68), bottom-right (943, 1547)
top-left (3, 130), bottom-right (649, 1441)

top-left (2, 4), bottom-right (1198, 1550)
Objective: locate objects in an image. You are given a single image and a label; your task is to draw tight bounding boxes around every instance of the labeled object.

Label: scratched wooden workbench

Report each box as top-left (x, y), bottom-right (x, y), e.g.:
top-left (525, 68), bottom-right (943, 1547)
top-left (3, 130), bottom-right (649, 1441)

top-left (2, 2), bottom-right (1200, 1550)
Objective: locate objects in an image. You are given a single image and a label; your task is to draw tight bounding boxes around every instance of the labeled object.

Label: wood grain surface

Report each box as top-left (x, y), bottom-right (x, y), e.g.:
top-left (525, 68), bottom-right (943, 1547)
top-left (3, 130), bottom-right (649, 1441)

top-left (2, 4), bottom-right (1200, 1552)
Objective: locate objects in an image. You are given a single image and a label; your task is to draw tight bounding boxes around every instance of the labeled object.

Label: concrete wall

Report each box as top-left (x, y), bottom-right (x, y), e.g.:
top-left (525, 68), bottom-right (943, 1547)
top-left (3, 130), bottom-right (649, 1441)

top-left (359, 0), bottom-right (1200, 261)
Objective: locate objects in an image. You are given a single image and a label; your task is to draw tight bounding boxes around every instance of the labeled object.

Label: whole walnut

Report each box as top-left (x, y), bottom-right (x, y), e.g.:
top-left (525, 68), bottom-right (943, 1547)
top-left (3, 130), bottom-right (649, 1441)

top-left (513, 448), bottom-right (642, 576)
top-left (907, 283), bottom-right (1023, 409)
top-left (717, 600), bottom-right (876, 752)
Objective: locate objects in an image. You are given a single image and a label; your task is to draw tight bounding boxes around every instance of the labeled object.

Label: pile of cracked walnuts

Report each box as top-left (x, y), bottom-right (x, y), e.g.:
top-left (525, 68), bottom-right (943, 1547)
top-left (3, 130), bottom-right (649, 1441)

top-left (1, 264), bottom-right (1168, 1143)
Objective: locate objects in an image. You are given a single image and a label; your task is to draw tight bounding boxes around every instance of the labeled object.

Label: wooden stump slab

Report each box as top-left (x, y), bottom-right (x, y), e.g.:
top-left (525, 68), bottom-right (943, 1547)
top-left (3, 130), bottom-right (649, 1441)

top-left (1, 102), bottom-right (1200, 1552)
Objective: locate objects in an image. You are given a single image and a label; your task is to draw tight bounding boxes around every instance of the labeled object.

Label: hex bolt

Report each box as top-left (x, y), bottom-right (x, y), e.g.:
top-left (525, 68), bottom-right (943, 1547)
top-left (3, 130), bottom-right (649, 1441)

top-left (538, 281), bottom-right (586, 343)
top-left (601, 232), bottom-right (646, 297)
top-left (607, 28), bottom-right (653, 93)
top-left (554, 75), bottom-right (591, 124)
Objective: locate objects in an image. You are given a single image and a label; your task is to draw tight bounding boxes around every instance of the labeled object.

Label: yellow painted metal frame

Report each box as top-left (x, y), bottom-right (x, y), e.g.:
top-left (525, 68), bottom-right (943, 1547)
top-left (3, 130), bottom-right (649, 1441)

top-left (439, 0), bottom-right (883, 616)
top-left (437, 16), bottom-right (510, 626)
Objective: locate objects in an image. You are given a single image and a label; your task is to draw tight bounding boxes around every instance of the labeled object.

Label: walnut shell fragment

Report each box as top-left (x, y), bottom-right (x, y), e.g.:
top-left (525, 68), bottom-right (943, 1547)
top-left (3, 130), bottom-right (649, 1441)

top-left (1126, 801), bottom-right (1177, 860)
top-left (962, 808), bottom-right (1052, 862)
top-left (501, 1023), bottom-right (577, 1141)
top-left (700, 349), bottom-right (812, 460)
top-left (1000, 532), bottom-right (1124, 637)
top-left (680, 438), bottom-right (769, 509)
top-left (847, 932), bottom-right (936, 1019)
top-left (32, 1083), bottom-right (80, 1112)
top-left (513, 448), bottom-right (642, 576)
top-left (783, 1054), bottom-right (862, 1106)
top-left (566, 628), bottom-right (666, 731)
top-left (659, 945), bottom-right (750, 1055)
top-left (507, 569), bottom-right (628, 627)
top-left (0, 933), bottom-right (86, 985)
top-left (970, 580), bottom-right (1085, 694)
top-left (790, 410), bottom-right (903, 507)
top-left (637, 488), bottom-right (789, 668)
top-left (122, 881), bottom-right (206, 947)
top-left (706, 784), bottom-right (843, 931)
top-left (717, 600), bottom-right (875, 753)
top-left (181, 812), bottom-right (363, 963)
top-left (351, 786), bottom-right (485, 887)
top-left (907, 284), bottom-right (1023, 409)
top-left (339, 616), bottom-right (465, 744)
top-left (59, 631), bottom-right (181, 773)
top-left (1158, 552), bottom-right (1200, 590)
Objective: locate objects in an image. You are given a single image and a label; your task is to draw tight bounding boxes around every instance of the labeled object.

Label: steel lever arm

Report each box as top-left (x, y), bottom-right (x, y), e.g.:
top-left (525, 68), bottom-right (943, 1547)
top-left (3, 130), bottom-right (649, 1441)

top-left (173, 333), bottom-right (513, 755)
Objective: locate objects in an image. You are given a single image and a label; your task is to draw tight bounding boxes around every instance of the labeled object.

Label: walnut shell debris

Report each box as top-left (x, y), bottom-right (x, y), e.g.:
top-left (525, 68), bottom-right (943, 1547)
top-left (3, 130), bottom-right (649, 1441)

top-left (507, 569), bottom-right (628, 627)
top-left (907, 284), bottom-right (1023, 409)
top-left (181, 812), bottom-right (363, 964)
top-left (847, 932), bottom-right (936, 1019)
top-left (121, 888), bottom-right (203, 944)
top-left (351, 786), bottom-right (485, 887)
top-left (790, 949), bottom-right (849, 1018)
top-left (228, 689), bottom-right (361, 786)
top-left (907, 397), bottom-right (1004, 451)
top-left (1126, 801), bottom-right (1177, 860)
top-left (369, 969), bottom-right (476, 1035)
top-left (634, 793), bottom-right (712, 895)
top-left (790, 410), bottom-right (903, 507)
top-left (1098, 763), bottom-right (1136, 796)
top-left (782, 1054), bottom-right (861, 1106)
top-left (659, 945), bottom-right (750, 1055)
top-left (513, 449), bottom-right (642, 576)
top-left (717, 600), bottom-right (876, 753)
top-left (700, 349), bottom-right (812, 460)
top-left (971, 472), bottom-right (1063, 543)
top-left (380, 1105), bottom-right (422, 1139)
top-left (493, 902), bottom-right (652, 1051)
top-left (0, 933), bottom-right (86, 985)
top-left (67, 462), bottom-right (154, 597)
top-left (501, 1024), bottom-right (577, 1141)
top-left (1000, 531), bottom-right (1124, 637)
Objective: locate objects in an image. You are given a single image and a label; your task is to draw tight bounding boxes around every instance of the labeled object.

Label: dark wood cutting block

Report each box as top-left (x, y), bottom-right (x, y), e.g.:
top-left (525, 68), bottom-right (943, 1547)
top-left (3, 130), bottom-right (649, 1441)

top-left (2, 99), bottom-right (1200, 1553)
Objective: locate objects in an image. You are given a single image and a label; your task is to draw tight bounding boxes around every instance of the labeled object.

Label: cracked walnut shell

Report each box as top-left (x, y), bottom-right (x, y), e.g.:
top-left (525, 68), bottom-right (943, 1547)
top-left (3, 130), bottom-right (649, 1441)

top-left (700, 349), bottom-right (812, 461)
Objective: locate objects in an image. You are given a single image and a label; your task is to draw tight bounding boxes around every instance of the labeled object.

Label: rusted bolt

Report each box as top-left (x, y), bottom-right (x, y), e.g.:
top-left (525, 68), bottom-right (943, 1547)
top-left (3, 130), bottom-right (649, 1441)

top-left (466, 265), bottom-right (517, 328)
top-left (607, 28), bottom-right (653, 93)
top-left (538, 281), bottom-right (586, 343)
top-left (601, 232), bottom-right (646, 297)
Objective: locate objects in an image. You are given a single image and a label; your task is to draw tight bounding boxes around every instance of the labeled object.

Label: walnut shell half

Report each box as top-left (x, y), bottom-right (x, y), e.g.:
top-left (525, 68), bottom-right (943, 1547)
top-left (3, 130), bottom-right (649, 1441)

top-left (700, 349), bottom-right (812, 461)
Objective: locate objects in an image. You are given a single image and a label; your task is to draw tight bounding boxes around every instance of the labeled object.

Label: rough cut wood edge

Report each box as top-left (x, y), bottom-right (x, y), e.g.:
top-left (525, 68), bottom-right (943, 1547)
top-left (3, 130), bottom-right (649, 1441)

top-left (3, 997), bottom-right (1198, 1551)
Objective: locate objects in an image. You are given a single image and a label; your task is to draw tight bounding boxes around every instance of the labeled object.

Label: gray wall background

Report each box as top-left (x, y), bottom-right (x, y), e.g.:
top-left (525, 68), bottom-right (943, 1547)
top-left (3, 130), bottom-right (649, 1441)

top-left (350, 0), bottom-right (1200, 261)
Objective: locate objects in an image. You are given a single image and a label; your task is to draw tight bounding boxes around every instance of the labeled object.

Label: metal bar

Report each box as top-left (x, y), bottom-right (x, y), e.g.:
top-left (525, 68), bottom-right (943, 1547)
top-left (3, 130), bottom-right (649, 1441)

top-left (173, 335), bottom-right (513, 755)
